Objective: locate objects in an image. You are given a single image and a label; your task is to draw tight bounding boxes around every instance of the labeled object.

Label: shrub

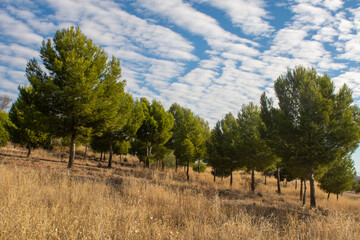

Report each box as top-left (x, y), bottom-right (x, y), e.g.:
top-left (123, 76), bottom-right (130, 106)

top-left (353, 181), bottom-right (360, 193)
top-left (192, 161), bottom-right (207, 173)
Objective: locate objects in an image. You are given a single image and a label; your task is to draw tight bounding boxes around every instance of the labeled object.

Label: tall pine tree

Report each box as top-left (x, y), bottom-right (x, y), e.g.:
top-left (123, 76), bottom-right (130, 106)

top-left (274, 66), bottom-right (360, 208)
top-left (26, 26), bottom-right (112, 168)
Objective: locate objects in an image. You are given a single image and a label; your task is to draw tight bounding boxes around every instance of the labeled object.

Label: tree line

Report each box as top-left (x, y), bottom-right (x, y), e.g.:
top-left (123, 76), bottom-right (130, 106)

top-left (0, 27), bottom-right (359, 209)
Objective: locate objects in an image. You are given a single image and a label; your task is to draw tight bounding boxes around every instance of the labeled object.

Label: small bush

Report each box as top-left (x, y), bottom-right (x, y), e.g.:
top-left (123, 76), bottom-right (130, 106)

top-left (192, 161), bottom-right (207, 173)
top-left (160, 151), bottom-right (176, 168)
top-left (353, 181), bottom-right (360, 193)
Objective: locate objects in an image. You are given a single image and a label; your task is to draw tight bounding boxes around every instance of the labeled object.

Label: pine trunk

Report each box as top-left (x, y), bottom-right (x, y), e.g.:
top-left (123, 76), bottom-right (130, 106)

top-left (300, 180), bottom-right (303, 200)
top-left (146, 144), bottom-right (151, 168)
top-left (162, 160), bottom-right (165, 170)
top-left (67, 134), bottom-right (76, 168)
top-left (213, 170), bottom-right (216, 182)
top-left (276, 167), bottom-right (281, 194)
top-left (186, 160), bottom-right (190, 180)
top-left (108, 137), bottom-right (113, 168)
top-left (327, 192), bottom-right (330, 200)
top-left (60, 146), bottom-right (63, 162)
top-left (84, 146), bottom-right (87, 160)
top-left (230, 171), bottom-right (233, 187)
top-left (303, 180), bottom-right (307, 205)
top-left (198, 161), bottom-right (200, 173)
top-left (308, 164), bottom-right (316, 208)
top-left (251, 168), bottom-right (255, 192)
top-left (100, 152), bottom-right (103, 161)
top-left (264, 175), bottom-right (267, 185)
top-left (26, 143), bottom-right (32, 158)
top-left (337, 194), bottom-right (339, 200)
top-left (295, 180), bottom-right (297, 189)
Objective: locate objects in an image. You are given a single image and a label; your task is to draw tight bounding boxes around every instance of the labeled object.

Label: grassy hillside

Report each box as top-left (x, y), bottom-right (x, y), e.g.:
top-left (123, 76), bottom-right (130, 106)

top-left (0, 146), bottom-right (359, 239)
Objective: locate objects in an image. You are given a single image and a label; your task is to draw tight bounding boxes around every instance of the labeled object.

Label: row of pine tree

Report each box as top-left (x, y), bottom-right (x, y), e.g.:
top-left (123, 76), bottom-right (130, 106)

top-left (0, 27), bottom-right (359, 209)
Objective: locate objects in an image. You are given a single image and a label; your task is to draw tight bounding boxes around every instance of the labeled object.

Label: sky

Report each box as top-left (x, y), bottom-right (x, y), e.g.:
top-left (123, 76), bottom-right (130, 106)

top-left (1, 0), bottom-right (360, 174)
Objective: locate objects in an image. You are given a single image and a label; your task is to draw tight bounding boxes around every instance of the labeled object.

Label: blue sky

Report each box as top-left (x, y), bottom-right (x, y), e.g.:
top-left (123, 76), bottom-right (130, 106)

top-left (1, 0), bottom-right (360, 174)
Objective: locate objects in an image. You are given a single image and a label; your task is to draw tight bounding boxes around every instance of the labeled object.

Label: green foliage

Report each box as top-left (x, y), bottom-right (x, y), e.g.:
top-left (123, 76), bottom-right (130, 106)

top-left (210, 168), bottom-right (233, 178)
top-left (137, 98), bottom-right (174, 146)
top-left (152, 144), bottom-right (171, 162)
top-left (175, 138), bottom-right (195, 165)
top-left (236, 102), bottom-right (278, 191)
top-left (91, 134), bottom-right (130, 156)
top-left (168, 103), bottom-right (209, 166)
top-left (162, 151), bottom-right (176, 168)
top-left (136, 98), bottom-right (174, 167)
top-left (129, 138), bottom-right (147, 164)
top-left (8, 86), bottom-right (49, 155)
top-left (319, 157), bottom-right (356, 195)
top-left (30, 26), bottom-right (108, 137)
top-left (236, 103), bottom-right (277, 173)
top-left (107, 99), bottom-right (145, 166)
top-left (113, 140), bottom-right (130, 156)
top-left (26, 26), bottom-right (113, 167)
top-left (119, 99), bottom-right (145, 140)
top-left (192, 161), bottom-right (207, 173)
top-left (206, 113), bottom-right (238, 179)
top-left (94, 55), bottom-right (128, 135)
top-left (90, 135), bottom-right (109, 153)
top-left (274, 66), bottom-right (360, 169)
top-left (354, 181), bottom-right (360, 193)
top-left (0, 111), bottom-right (11, 147)
top-left (273, 66), bottom-right (360, 207)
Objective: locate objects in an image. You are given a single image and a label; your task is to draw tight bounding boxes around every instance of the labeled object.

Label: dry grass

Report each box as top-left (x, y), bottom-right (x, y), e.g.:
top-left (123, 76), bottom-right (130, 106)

top-left (0, 146), bottom-right (359, 239)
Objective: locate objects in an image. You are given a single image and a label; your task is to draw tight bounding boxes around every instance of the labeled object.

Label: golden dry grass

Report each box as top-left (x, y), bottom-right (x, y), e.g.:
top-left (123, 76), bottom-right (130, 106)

top-left (0, 146), bottom-right (359, 239)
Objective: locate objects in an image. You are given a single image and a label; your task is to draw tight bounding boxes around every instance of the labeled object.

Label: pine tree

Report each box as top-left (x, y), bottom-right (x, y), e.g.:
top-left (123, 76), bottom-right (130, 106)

top-left (26, 27), bottom-right (110, 168)
top-left (319, 157), bottom-right (356, 200)
top-left (236, 102), bottom-right (277, 192)
top-left (94, 56), bottom-right (129, 168)
top-left (0, 111), bottom-right (11, 147)
top-left (206, 113), bottom-right (239, 186)
top-left (136, 98), bottom-right (174, 168)
top-left (168, 103), bottom-right (209, 179)
top-left (274, 66), bottom-right (360, 208)
top-left (8, 86), bottom-right (49, 157)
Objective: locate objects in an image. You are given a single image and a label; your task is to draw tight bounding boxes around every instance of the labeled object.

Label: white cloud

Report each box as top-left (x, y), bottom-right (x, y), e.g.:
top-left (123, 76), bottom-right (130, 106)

top-left (338, 38), bottom-right (360, 62)
top-left (0, 43), bottom-right (38, 59)
top-left (312, 26), bottom-right (338, 42)
top-left (292, 0), bottom-right (344, 11)
top-left (322, 0), bottom-right (343, 11)
top-left (50, 0), bottom-right (198, 62)
top-left (265, 28), bottom-right (333, 67)
top-left (0, 10), bottom-right (43, 45)
top-left (179, 68), bottom-right (218, 86)
top-left (135, 0), bottom-right (259, 54)
top-left (291, 3), bottom-right (333, 29)
top-left (196, 0), bottom-right (274, 36)
top-left (6, 6), bottom-right (57, 35)
top-left (332, 70), bottom-right (360, 101)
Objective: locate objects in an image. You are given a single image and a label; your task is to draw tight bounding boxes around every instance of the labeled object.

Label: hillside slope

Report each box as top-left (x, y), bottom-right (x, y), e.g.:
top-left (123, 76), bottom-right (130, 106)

top-left (0, 146), bottom-right (359, 239)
